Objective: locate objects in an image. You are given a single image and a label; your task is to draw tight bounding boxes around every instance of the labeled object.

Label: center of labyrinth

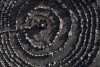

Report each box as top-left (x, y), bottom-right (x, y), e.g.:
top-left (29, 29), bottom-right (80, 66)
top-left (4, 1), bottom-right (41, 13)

top-left (0, 0), bottom-right (100, 67)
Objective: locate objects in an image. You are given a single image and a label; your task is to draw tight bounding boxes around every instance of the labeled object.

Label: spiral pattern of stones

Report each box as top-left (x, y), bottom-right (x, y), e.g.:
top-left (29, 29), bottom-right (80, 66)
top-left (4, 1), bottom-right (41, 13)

top-left (0, 0), bottom-right (100, 67)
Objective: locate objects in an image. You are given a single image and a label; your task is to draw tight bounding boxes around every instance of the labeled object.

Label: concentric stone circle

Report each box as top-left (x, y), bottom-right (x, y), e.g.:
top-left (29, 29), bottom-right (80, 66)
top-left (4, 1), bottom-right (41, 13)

top-left (0, 0), bottom-right (100, 67)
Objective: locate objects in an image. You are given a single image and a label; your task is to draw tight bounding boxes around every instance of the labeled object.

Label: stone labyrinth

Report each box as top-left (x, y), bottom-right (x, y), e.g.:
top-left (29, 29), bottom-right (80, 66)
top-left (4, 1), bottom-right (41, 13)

top-left (0, 0), bottom-right (100, 67)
